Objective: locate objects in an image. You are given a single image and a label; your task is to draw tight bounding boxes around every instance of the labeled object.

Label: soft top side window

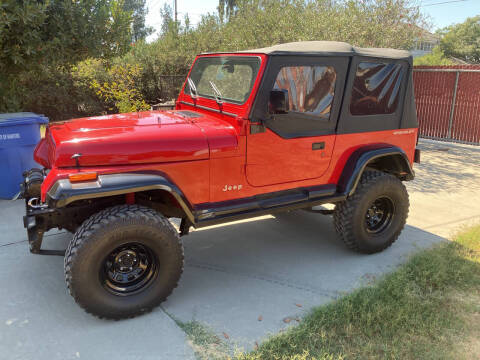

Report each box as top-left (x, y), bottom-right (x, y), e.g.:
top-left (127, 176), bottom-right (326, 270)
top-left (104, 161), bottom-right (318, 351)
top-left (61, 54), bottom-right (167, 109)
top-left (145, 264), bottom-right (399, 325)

top-left (350, 62), bottom-right (405, 116)
top-left (272, 66), bottom-right (337, 119)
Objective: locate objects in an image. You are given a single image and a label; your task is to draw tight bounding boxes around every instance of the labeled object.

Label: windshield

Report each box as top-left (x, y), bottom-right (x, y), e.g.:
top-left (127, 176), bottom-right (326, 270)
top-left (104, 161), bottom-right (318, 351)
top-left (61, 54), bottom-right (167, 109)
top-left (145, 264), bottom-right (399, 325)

top-left (187, 56), bottom-right (261, 104)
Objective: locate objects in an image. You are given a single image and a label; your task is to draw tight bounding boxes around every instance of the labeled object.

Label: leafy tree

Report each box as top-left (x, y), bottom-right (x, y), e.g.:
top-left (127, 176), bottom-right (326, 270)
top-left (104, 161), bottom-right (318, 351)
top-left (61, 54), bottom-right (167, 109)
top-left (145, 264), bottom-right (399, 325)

top-left (183, 13), bottom-right (192, 34)
top-left (413, 46), bottom-right (453, 66)
top-left (439, 15), bottom-right (480, 64)
top-left (159, 3), bottom-right (177, 35)
top-left (1, 0), bottom-right (429, 119)
top-left (123, 0), bottom-right (153, 42)
top-left (0, 0), bottom-right (132, 73)
top-left (214, 0), bottom-right (425, 51)
top-left (218, 0), bottom-right (237, 22)
top-left (0, 1), bottom-right (47, 74)
top-left (0, 0), bottom-right (133, 112)
top-left (0, 0), bottom-right (46, 110)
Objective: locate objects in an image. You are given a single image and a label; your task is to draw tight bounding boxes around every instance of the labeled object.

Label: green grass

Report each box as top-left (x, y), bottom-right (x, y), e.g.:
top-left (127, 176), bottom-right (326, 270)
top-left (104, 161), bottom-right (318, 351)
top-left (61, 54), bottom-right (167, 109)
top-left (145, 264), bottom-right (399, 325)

top-left (176, 319), bottom-right (229, 360)
top-left (236, 225), bottom-right (480, 360)
top-left (161, 307), bottom-right (230, 360)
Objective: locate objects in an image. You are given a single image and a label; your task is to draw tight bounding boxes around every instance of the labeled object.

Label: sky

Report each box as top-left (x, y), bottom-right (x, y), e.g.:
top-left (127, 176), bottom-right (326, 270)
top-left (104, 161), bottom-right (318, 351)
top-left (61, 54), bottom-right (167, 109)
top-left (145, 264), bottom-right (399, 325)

top-left (145, 0), bottom-right (480, 41)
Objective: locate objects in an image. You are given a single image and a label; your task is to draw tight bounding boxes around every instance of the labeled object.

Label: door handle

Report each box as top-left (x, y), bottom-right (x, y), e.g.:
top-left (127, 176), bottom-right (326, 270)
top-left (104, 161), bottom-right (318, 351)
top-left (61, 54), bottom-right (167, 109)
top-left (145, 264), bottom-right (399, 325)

top-left (312, 142), bottom-right (325, 150)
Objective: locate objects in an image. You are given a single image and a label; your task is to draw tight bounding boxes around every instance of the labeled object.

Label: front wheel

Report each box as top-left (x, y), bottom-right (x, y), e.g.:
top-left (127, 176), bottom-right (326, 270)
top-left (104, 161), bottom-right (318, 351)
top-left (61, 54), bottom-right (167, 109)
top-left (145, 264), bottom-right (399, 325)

top-left (64, 205), bottom-right (184, 319)
top-left (334, 170), bottom-right (409, 254)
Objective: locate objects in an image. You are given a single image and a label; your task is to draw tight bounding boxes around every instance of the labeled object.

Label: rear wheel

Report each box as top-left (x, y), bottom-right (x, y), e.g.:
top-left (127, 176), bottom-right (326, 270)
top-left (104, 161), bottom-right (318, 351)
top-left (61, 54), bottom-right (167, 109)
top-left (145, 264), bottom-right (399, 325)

top-left (64, 204), bottom-right (183, 319)
top-left (334, 170), bottom-right (409, 254)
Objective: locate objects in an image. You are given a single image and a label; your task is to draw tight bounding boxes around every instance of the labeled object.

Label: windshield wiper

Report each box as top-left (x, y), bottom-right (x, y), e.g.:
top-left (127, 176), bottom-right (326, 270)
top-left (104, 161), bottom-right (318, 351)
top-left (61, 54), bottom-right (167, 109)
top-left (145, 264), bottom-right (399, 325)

top-left (209, 81), bottom-right (223, 105)
top-left (187, 77), bottom-right (198, 99)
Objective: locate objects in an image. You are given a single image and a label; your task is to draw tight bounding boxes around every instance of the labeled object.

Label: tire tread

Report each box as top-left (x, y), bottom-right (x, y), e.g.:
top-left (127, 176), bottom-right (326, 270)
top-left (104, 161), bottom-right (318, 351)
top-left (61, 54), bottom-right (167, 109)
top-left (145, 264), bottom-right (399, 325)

top-left (333, 170), bottom-right (409, 253)
top-left (64, 204), bottom-right (183, 320)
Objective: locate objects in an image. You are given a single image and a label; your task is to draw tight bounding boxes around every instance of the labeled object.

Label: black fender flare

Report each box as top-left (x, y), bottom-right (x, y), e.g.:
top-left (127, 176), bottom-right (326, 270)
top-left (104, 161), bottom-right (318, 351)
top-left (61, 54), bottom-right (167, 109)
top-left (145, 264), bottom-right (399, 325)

top-left (46, 172), bottom-right (195, 222)
top-left (337, 145), bottom-right (414, 197)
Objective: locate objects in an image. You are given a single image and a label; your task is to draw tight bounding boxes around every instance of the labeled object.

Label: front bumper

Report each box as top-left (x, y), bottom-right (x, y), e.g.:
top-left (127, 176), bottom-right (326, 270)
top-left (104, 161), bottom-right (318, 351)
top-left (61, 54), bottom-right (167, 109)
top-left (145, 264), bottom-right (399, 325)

top-left (23, 200), bottom-right (64, 256)
top-left (22, 169), bottom-right (65, 256)
top-left (22, 170), bottom-right (131, 255)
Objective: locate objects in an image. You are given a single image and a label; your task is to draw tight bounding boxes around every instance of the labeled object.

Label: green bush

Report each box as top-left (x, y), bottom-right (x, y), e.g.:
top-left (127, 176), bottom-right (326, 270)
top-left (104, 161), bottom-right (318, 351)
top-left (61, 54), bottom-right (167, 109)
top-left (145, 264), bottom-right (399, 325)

top-left (90, 63), bottom-right (150, 113)
top-left (18, 65), bottom-right (104, 121)
top-left (413, 46), bottom-right (453, 66)
top-left (119, 41), bottom-right (190, 104)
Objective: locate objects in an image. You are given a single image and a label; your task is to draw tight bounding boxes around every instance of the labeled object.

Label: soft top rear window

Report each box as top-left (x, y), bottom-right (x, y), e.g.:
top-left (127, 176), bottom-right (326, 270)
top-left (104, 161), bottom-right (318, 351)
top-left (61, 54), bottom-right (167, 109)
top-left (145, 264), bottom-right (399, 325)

top-left (188, 56), bottom-right (261, 104)
top-left (350, 62), bottom-right (405, 116)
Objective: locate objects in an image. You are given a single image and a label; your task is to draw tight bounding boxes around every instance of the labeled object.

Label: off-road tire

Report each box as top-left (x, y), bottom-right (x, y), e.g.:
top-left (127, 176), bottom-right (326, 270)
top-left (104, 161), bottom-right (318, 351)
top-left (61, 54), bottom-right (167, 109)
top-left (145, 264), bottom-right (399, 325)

top-left (64, 204), bottom-right (183, 319)
top-left (334, 170), bottom-right (409, 254)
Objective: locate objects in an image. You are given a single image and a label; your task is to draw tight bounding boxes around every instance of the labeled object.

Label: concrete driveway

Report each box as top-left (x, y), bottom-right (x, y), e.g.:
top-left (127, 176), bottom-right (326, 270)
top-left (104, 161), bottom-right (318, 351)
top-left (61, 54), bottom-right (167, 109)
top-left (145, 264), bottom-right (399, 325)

top-left (1, 139), bottom-right (479, 359)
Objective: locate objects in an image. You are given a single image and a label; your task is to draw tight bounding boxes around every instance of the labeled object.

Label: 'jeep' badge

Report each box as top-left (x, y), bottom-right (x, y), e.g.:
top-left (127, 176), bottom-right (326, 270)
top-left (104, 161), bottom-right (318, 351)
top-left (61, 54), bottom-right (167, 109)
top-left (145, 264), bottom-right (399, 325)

top-left (222, 184), bottom-right (243, 192)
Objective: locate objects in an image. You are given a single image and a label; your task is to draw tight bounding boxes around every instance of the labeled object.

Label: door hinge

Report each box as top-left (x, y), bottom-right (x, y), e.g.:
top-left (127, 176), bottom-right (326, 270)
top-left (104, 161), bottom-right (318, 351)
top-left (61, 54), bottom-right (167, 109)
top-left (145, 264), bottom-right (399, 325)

top-left (250, 123), bottom-right (266, 134)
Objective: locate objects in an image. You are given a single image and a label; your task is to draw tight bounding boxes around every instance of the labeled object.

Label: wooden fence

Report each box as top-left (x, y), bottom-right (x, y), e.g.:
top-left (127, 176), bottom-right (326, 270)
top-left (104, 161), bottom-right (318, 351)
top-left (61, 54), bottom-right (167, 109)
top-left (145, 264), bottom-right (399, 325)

top-left (413, 66), bottom-right (480, 145)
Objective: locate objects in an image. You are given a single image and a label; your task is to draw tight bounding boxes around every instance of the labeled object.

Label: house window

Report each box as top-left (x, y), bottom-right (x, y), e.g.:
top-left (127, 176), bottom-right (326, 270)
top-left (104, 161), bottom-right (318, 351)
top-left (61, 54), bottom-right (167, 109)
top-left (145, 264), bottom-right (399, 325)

top-left (350, 62), bottom-right (405, 116)
top-left (273, 66), bottom-right (337, 119)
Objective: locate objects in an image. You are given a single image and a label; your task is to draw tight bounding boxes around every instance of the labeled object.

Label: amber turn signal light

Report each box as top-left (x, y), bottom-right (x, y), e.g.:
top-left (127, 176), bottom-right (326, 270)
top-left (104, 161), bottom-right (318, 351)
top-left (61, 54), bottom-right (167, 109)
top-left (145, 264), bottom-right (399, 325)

top-left (69, 172), bottom-right (98, 183)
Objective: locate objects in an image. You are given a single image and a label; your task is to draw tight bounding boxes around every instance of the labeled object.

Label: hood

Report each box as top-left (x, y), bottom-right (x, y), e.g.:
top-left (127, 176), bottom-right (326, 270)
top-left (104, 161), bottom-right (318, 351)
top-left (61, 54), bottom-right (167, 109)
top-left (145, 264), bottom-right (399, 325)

top-left (35, 110), bottom-right (237, 168)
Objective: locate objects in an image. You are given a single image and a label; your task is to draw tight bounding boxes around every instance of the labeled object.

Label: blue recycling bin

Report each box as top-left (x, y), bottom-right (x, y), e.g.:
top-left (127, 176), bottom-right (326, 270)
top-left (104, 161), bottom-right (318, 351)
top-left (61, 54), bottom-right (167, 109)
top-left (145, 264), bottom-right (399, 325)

top-left (0, 113), bottom-right (49, 199)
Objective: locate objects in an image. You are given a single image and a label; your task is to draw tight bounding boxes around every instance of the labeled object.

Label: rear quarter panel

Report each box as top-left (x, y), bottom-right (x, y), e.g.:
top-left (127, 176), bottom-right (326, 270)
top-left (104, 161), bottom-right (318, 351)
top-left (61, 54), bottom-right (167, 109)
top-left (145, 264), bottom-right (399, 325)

top-left (328, 128), bottom-right (418, 184)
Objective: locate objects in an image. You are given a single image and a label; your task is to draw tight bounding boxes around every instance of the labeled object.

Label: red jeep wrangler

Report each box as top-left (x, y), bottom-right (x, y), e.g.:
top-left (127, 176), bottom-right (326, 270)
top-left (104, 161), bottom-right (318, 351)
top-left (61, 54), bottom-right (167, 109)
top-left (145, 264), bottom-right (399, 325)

top-left (23, 41), bottom-right (420, 319)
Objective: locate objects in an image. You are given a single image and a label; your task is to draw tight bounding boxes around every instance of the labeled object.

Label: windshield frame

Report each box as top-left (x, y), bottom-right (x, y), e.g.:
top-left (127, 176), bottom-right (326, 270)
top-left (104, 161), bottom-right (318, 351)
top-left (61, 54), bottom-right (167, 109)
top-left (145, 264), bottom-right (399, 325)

top-left (186, 55), bottom-right (263, 106)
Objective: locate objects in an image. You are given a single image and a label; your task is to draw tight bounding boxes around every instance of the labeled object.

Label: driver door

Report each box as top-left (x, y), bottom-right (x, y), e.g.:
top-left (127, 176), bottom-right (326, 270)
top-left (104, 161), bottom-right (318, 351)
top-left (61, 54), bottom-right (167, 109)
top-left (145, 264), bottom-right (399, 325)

top-left (246, 56), bottom-right (348, 187)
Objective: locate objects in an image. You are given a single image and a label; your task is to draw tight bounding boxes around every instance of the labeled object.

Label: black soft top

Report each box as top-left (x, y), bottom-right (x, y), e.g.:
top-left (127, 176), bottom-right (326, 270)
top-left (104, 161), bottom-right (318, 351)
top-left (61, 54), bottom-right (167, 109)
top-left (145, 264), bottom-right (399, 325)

top-left (205, 41), bottom-right (411, 60)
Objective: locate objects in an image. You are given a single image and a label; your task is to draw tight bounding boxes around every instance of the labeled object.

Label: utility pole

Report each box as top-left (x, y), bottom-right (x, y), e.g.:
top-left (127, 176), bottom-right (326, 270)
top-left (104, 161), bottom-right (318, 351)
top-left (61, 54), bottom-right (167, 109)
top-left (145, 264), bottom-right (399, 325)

top-left (174, 0), bottom-right (177, 24)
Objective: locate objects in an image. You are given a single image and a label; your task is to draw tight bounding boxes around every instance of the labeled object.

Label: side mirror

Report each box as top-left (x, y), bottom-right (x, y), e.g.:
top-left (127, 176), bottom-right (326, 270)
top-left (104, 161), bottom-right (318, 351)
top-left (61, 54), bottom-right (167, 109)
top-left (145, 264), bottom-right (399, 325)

top-left (269, 89), bottom-right (289, 114)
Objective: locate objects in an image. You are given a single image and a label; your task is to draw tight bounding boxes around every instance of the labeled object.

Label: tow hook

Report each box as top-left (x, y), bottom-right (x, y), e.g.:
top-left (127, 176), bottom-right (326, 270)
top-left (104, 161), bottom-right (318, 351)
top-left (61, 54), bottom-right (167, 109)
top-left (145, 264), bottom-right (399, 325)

top-left (27, 197), bottom-right (48, 210)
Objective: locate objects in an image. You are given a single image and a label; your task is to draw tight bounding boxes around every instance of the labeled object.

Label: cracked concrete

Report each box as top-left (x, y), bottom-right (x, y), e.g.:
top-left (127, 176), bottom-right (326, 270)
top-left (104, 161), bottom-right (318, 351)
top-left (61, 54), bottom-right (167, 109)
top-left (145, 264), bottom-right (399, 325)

top-left (0, 139), bottom-right (479, 358)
